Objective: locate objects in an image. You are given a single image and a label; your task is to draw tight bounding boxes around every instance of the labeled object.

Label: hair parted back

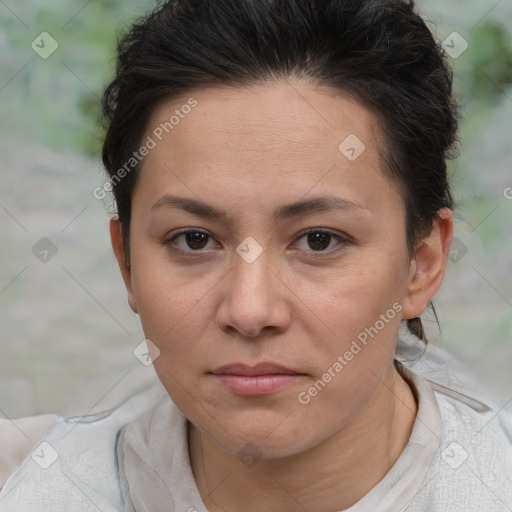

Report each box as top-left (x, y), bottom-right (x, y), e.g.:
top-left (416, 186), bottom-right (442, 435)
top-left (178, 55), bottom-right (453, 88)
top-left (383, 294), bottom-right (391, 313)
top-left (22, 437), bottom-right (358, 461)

top-left (101, 0), bottom-right (460, 342)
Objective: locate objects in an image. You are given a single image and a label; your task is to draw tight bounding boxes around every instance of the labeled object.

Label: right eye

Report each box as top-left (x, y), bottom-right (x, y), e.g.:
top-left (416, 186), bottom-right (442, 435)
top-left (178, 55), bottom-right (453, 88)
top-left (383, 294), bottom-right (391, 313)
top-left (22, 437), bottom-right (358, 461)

top-left (164, 229), bottom-right (218, 252)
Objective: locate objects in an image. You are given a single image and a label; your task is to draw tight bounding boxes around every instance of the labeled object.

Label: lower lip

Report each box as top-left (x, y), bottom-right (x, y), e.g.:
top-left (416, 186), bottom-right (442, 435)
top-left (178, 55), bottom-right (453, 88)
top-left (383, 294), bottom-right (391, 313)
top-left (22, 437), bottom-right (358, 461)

top-left (213, 374), bottom-right (304, 396)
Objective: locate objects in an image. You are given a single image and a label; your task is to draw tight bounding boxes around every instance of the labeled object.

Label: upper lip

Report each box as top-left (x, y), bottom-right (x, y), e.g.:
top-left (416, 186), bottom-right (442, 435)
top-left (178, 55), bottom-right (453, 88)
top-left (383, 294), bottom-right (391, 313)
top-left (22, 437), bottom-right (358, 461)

top-left (211, 363), bottom-right (303, 376)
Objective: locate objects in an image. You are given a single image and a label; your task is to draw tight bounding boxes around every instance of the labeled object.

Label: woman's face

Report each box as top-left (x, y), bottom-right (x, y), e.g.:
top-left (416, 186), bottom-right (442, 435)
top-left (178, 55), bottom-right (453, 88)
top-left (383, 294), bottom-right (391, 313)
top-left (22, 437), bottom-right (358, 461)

top-left (114, 81), bottom-right (431, 458)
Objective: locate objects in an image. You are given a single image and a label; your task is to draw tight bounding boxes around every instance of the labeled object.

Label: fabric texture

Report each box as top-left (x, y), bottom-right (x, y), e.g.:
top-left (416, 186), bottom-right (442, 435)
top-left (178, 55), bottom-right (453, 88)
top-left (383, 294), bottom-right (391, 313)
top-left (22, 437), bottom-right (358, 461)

top-left (0, 414), bottom-right (59, 490)
top-left (1, 326), bottom-right (511, 511)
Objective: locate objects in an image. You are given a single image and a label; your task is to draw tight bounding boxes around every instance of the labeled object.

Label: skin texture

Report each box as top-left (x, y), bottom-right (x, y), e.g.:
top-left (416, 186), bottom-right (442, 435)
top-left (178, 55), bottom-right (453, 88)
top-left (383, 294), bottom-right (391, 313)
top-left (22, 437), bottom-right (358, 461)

top-left (110, 80), bottom-right (453, 512)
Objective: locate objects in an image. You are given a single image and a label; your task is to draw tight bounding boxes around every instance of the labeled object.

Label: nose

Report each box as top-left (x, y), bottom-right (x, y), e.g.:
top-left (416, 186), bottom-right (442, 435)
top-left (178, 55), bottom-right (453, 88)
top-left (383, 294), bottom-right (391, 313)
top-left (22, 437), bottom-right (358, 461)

top-left (215, 247), bottom-right (291, 339)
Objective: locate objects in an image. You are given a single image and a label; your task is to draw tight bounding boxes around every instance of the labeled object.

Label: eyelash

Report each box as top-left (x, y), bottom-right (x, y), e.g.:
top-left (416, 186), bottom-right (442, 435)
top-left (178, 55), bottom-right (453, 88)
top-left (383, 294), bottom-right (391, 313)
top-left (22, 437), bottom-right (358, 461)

top-left (163, 228), bottom-right (348, 256)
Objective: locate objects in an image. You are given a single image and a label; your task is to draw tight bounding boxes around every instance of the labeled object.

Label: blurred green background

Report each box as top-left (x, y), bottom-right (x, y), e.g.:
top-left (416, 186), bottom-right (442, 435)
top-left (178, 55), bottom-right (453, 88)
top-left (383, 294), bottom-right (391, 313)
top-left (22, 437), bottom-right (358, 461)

top-left (0, 0), bottom-right (511, 418)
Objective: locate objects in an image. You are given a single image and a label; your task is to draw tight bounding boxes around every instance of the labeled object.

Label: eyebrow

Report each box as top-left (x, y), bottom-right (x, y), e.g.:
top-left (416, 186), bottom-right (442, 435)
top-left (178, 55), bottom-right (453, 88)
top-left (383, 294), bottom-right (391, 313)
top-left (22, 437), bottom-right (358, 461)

top-left (150, 194), bottom-right (366, 223)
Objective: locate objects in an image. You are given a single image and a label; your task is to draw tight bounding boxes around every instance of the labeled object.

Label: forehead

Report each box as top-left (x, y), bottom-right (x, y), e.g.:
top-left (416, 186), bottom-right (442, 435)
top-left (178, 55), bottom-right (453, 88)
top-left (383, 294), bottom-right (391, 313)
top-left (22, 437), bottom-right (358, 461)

top-left (147, 81), bottom-right (383, 153)
top-left (135, 81), bottom-right (400, 215)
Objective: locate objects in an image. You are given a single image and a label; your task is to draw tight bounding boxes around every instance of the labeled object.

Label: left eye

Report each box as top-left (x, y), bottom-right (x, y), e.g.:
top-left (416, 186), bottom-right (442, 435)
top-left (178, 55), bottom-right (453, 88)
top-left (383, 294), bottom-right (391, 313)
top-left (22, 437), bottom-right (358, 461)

top-left (165, 229), bottom-right (345, 253)
top-left (294, 229), bottom-right (344, 252)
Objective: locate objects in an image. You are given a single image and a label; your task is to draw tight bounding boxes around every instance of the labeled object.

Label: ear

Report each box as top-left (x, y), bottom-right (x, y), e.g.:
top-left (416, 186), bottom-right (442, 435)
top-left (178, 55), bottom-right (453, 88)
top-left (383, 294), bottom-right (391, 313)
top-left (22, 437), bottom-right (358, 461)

top-left (109, 217), bottom-right (138, 314)
top-left (402, 208), bottom-right (453, 319)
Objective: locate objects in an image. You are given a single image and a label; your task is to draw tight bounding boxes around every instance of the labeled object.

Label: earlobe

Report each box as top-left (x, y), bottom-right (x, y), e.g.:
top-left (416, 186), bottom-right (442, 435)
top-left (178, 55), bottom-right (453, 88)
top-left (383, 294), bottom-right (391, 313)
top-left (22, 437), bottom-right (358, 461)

top-left (109, 217), bottom-right (138, 314)
top-left (402, 208), bottom-right (453, 319)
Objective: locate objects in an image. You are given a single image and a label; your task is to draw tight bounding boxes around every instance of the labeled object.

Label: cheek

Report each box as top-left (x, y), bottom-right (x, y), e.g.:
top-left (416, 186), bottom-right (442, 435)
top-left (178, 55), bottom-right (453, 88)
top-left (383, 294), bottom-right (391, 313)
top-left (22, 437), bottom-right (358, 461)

top-left (299, 258), bottom-right (406, 392)
top-left (304, 255), bottom-right (406, 332)
top-left (129, 247), bottom-right (212, 368)
top-left (134, 273), bottom-right (212, 409)
top-left (135, 279), bottom-right (208, 355)
top-left (309, 290), bottom-right (402, 387)
top-left (293, 281), bottom-right (403, 435)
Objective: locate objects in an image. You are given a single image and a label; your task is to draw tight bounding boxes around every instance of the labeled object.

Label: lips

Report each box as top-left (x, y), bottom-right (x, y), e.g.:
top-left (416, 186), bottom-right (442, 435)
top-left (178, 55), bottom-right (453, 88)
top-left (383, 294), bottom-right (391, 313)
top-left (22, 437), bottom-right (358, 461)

top-left (210, 363), bottom-right (306, 396)
top-left (211, 362), bottom-right (302, 376)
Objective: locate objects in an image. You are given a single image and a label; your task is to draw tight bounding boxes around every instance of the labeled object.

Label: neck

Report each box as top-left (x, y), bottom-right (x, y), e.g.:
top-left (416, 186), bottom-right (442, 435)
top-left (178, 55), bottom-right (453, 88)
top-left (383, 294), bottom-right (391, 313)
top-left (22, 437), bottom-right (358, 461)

top-left (188, 363), bottom-right (417, 512)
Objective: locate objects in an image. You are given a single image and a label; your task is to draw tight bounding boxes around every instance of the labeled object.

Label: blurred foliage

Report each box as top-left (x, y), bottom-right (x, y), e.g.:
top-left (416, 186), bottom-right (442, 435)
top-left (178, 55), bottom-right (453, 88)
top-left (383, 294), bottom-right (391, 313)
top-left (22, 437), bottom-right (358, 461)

top-left (0, 0), bottom-right (152, 157)
top-left (469, 21), bottom-right (512, 104)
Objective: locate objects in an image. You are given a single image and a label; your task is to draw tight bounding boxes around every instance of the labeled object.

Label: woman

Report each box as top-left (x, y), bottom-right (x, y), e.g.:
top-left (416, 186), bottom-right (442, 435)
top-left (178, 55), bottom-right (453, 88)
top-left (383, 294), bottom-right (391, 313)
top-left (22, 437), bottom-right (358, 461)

top-left (1, 0), bottom-right (511, 510)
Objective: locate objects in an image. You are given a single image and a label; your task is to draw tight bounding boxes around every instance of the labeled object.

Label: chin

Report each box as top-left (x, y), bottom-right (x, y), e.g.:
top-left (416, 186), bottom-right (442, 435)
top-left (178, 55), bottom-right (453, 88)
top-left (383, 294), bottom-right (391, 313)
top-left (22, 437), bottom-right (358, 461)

top-left (204, 414), bottom-right (315, 461)
top-left (220, 433), bottom-right (304, 462)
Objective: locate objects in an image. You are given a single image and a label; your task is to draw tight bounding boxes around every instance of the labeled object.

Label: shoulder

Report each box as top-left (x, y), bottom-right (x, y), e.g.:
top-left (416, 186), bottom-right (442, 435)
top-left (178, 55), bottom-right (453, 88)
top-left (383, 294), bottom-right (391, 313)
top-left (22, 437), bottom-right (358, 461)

top-left (0, 414), bottom-right (58, 490)
top-left (397, 331), bottom-right (512, 511)
top-left (0, 381), bottom-right (166, 511)
top-left (408, 386), bottom-right (512, 511)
